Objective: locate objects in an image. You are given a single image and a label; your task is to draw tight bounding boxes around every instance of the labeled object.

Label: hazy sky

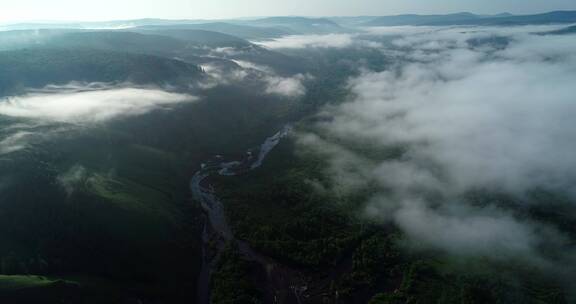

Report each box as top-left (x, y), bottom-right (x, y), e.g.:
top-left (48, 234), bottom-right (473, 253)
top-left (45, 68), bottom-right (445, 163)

top-left (2, 0), bottom-right (576, 22)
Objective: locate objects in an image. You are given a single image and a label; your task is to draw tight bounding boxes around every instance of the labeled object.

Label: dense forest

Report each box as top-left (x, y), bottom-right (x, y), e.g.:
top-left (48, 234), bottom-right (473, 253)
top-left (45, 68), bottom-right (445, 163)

top-left (0, 10), bottom-right (575, 304)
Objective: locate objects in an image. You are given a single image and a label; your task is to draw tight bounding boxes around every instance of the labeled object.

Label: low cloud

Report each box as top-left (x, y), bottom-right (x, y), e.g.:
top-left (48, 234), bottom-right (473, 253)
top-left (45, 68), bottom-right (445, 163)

top-left (254, 24), bottom-right (571, 51)
top-left (202, 60), bottom-right (309, 98)
top-left (198, 63), bottom-right (249, 89)
top-left (255, 34), bottom-right (355, 49)
top-left (232, 60), bottom-right (275, 73)
top-left (57, 164), bottom-right (88, 196)
top-left (0, 84), bottom-right (196, 123)
top-left (264, 74), bottom-right (309, 97)
top-left (231, 60), bottom-right (310, 97)
top-left (0, 131), bottom-right (34, 155)
top-left (0, 83), bottom-right (196, 157)
top-left (300, 25), bottom-right (576, 272)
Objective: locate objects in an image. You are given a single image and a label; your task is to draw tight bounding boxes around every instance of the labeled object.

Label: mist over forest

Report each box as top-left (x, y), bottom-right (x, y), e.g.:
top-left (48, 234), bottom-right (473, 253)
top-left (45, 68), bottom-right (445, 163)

top-left (0, 5), bottom-right (575, 304)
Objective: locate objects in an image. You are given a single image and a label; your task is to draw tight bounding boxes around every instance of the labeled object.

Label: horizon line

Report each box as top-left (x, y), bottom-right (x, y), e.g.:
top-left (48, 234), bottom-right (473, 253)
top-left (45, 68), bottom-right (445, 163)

top-left (2, 9), bottom-right (576, 25)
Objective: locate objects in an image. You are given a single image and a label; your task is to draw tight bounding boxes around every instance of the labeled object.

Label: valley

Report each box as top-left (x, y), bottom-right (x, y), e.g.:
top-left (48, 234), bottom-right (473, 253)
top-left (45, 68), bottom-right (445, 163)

top-left (0, 8), bottom-right (575, 303)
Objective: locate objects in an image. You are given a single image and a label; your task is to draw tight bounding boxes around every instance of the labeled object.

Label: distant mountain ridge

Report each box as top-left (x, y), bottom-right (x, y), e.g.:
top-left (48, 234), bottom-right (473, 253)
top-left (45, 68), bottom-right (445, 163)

top-left (362, 12), bottom-right (482, 26)
top-left (0, 48), bottom-right (203, 96)
top-left (246, 16), bottom-right (341, 26)
top-left (2, 16), bottom-right (350, 39)
top-left (4, 11), bottom-right (576, 32)
top-left (539, 24), bottom-right (576, 35)
top-left (0, 27), bottom-right (308, 78)
top-left (361, 10), bottom-right (576, 26)
top-left (136, 22), bottom-right (293, 40)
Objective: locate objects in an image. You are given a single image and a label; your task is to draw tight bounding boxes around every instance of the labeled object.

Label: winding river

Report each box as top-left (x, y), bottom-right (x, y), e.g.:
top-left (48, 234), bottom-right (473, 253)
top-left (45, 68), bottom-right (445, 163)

top-left (191, 125), bottom-right (303, 304)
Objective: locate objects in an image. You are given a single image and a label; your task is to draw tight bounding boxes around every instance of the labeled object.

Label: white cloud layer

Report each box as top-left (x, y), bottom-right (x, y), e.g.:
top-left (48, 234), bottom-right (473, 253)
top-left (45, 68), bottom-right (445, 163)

top-left (0, 85), bottom-right (195, 123)
top-left (201, 60), bottom-right (309, 98)
top-left (255, 24), bottom-right (572, 50)
top-left (300, 25), bottom-right (576, 272)
top-left (0, 83), bottom-right (196, 156)
top-left (255, 34), bottom-right (355, 49)
top-left (264, 74), bottom-right (308, 97)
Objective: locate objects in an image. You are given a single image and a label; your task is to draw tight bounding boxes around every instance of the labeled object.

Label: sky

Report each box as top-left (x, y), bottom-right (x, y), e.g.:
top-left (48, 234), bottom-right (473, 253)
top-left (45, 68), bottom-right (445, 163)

top-left (2, 0), bottom-right (576, 23)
